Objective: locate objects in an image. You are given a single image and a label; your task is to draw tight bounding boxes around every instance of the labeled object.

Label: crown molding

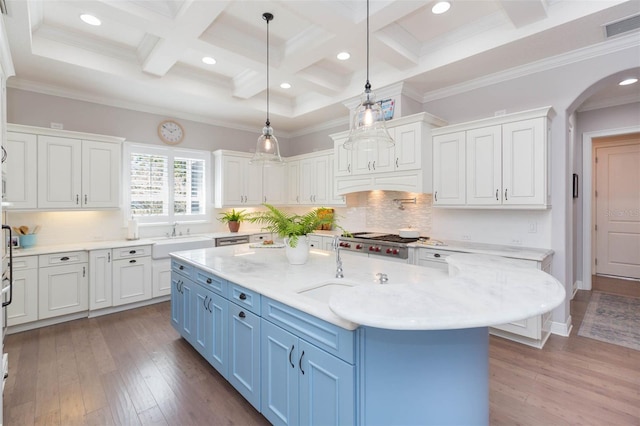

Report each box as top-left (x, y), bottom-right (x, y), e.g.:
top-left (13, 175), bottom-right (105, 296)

top-left (577, 94), bottom-right (640, 113)
top-left (422, 32), bottom-right (640, 103)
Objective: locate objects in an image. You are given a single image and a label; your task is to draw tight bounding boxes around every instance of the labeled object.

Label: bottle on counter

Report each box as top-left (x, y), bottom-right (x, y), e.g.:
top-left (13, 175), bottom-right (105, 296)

top-left (127, 216), bottom-right (139, 240)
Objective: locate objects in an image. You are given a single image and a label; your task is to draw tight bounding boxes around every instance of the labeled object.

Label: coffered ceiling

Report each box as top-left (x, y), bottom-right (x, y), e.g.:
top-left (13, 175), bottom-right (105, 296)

top-left (2, 0), bottom-right (639, 134)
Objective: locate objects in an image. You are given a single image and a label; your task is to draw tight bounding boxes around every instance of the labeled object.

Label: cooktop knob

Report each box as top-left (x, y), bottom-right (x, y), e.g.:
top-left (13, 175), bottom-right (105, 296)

top-left (392, 249), bottom-right (399, 255)
top-left (369, 246), bottom-right (374, 251)
top-left (375, 247), bottom-right (381, 252)
top-left (386, 248), bottom-right (392, 254)
top-left (356, 244), bottom-right (363, 249)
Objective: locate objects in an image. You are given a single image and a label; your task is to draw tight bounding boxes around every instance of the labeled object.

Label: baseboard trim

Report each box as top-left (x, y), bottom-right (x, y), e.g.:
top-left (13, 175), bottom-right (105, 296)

top-left (550, 316), bottom-right (572, 337)
top-left (88, 295), bottom-right (170, 318)
top-left (573, 280), bottom-right (582, 298)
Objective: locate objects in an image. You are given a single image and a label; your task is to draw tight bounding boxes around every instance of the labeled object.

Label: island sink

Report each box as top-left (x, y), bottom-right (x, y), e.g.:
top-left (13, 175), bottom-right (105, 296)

top-left (297, 281), bottom-right (357, 303)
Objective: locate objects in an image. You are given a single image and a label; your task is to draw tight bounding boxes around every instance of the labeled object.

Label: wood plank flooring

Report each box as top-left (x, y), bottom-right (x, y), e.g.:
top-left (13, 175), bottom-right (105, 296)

top-left (4, 291), bottom-right (640, 425)
top-left (592, 274), bottom-right (640, 298)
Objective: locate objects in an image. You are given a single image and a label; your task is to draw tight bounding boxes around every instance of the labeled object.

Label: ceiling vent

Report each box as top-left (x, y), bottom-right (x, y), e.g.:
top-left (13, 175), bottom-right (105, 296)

top-left (605, 14), bottom-right (640, 38)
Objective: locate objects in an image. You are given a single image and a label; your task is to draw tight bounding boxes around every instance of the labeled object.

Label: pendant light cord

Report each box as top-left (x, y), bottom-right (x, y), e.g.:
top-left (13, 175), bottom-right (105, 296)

top-left (264, 13), bottom-right (272, 127)
top-left (365, 0), bottom-right (371, 92)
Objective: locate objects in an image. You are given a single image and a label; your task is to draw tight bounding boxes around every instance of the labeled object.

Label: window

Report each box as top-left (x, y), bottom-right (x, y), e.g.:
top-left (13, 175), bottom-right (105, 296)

top-left (124, 143), bottom-right (210, 224)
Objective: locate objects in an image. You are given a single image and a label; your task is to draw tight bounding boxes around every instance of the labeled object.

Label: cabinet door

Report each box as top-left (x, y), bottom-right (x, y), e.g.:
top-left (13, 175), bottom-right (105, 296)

top-left (287, 160), bottom-right (301, 204)
top-left (351, 148), bottom-right (371, 175)
top-left (7, 267), bottom-right (38, 326)
top-left (298, 340), bottom-right (355, 426)
top-left (312, 156), bottom-right (329, 205)
top-left (170, 275), bottom-right (184, 332)
top-left (394, 122), bottom-right (422, 171)
top-left (5, 132), bottom-right (38, 209)
top-left (180, 278), bottom-right (194, 342)
top-left (228, 302), bottom-right (261, 410)
top-left (82, 140), bottom-right (120, 208)
top-left (263, 164), bottom-right (287, 205)
top-left (466, 126), bottom-right (502, 205)
top-left (261, 321), bottom-right (299, 426)
top-left (307, 235), bottom-right (323, 249)
top-left (37, 136), bottom-right (82, 208)
top-left (89, 249), bottom-right (112, 310)
top-left (208, 292), bottom-right (228, 378)
top-left (220, 155), bottom-right (246, 205)
top-left (433, 132), bottom-right (466, 205)
top-left (333, 138), bottom-right (352, 176)
top-left (327, 154), bottom-right (346, 206)
top-left (502, 117), bottom-right (546, 206)
top-left (245, 161), bottom-right (264, 205)
top-left (299, 158), bottom-right (315, 204)
top-left (370, 130), bottom-right (394, 174)
top-left (152, 259), bottom-right (172, 298)
top-left (193, 284), bottom-right (213, 359)
top-left (38, 263), bottom-right (88, 319)
top-left (112, 257), bottom-right (152, 306)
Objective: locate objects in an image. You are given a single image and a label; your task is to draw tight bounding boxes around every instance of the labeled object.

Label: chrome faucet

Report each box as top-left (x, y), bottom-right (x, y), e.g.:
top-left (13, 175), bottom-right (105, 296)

top-left (171, 222), bottom-right (178, 237)
top-left (333, 236), bottom-right (344, 279)
top-left (376, 273), bottom-right (389, 284)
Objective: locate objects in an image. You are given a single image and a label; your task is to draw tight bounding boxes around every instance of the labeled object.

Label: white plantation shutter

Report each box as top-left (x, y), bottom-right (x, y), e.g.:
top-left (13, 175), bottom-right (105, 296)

top-left (125, 143), bottom-right (209, 224)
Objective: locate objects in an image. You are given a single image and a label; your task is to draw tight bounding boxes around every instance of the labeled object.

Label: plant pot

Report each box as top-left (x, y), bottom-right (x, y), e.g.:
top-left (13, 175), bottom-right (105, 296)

top-left (284, 236), bottom-right (310, 265)
top-left (228, 221), bottom-right (240, 233)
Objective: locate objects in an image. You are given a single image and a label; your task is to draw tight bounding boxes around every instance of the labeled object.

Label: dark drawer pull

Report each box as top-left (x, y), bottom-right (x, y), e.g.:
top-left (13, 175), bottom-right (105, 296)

top-left (239, 311), bottom-right (246, 319)
top-left (206, 278), bottom-right (212, 284)
top-left (129, 259), bottom-right (136, 264)
top-left (434, 253), bottom-right (441, 258)
top-left (129, 250), bottom-right (137, 254)
top-left (239, 293), bottom-right (247, 300)
top-left (60, 256), bottom-right (70, 261)
top-left (179, 265), bottom-right (184, 270)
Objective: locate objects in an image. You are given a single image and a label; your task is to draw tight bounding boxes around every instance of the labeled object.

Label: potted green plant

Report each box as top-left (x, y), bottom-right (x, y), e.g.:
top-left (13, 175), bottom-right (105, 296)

top-left (218, 208), bottom-right (248, 232)
top-left (248, 204), bottom-right (339, 264)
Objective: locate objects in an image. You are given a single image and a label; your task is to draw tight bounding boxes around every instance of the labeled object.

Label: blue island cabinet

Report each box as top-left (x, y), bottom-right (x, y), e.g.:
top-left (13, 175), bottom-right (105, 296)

top-left (261, 298), bottom-right (355, 426)
top-left (192, 285), bottom-right (228, 376)
top-left (170, 261), bottom-right (194, 344)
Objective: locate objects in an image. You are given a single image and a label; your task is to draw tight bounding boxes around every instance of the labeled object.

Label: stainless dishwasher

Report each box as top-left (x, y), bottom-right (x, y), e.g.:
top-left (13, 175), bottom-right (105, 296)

top-left (214, 235), bottom-right (250, 247)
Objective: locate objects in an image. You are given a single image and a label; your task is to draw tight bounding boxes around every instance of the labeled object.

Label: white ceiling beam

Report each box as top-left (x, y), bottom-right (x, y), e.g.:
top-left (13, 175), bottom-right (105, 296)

top-left (499, 0), bottom-right (548, 28)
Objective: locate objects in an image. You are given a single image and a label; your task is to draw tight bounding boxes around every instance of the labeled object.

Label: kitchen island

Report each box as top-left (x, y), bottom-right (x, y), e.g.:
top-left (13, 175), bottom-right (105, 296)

top-left (170, 245), bottom-right (564, 425)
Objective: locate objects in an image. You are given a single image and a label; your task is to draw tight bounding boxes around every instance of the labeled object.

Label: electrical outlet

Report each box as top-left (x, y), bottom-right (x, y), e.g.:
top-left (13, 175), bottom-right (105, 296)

top-left (528, 222), bottom-right (537, 233)
top-left (511, 238), bottom-right (522, 245)
top-left (461, 234), bottom-right (471, 240)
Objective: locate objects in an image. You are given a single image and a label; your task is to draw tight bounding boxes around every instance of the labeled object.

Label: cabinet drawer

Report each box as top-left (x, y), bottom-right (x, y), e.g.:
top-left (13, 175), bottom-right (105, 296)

top-left (12, 256), bottom-right (38, 270)
top-left (194, 269), bottom-right (226, 296)
top-left (228, 283), bottom-right (261, 315)
top-left (171, 259), bottom-right (192, 279)
top-left (39, 251), bottom-right (88, 266)
top-left (112, 245), bottom-right (152, 260)
top-left (262, 297), bottom-right (355, 364)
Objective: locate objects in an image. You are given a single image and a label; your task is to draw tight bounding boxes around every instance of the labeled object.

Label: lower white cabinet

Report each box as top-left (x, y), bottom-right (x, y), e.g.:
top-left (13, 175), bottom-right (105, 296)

top-left (152, 258), bottom-right (172, 298)
top-left (89, 249), bottom-right (113, 310)
top-left (38, 251), bottom-right (88, 320)
top-left (112, 246), bottom-right (152, 307)
top-left (7, 256), bottom-right (38, 326)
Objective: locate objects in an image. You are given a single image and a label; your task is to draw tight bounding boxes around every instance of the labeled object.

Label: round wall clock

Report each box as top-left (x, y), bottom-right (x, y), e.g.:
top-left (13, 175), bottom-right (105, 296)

top-left (158, 120), bottom-right (185, 145)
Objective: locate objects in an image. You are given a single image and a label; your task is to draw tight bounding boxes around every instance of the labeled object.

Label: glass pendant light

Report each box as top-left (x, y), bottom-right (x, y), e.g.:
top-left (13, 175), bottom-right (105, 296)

top-left (343, 0), bottom-right (394, 151)
top-left (250, 12), bottom-right (283, 166)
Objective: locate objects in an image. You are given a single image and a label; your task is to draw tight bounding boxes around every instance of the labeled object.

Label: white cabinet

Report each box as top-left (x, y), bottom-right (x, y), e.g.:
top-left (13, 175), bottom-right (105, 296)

top-left (112, 245), bottom-right (152, 306)
top-left (331, 112), bottom-right (446, 195)
top-left (89, 249), bottom-right (112, 310)
top-left (432, 107), bottom-right (554, 209)
top-left (214, 151), bottom-right (264, 207)
top-left (5, 132), bottom-right (37, 209)
top-left (327, 154), bottom-right (346, 205)
top-left (300, 154), bottom-right (329, 205)
top-left (38, 251), bottom-right (88, 320)
top-left (433, 131), bottom-right (466, 206)
top-left (152, 258), bottom-right (172, 298)
top-left (38, 135), bottom-right (121, 209)
top-left (286, 160), bottom-right (301, 204)
top-left (7, 256), bottom-right (38, 326)
top-left (262, 164), bottom-right (287, 205)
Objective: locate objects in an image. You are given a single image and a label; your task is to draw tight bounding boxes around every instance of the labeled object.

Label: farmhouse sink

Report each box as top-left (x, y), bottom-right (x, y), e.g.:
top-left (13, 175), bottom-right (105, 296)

top-left (298, 281), bottom-right (358, 303)
top-left (152, 235), bottom-right (214, 259)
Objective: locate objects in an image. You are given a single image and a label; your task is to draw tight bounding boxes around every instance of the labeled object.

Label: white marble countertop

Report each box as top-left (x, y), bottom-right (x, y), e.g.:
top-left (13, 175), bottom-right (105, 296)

top-left (171, 245), bottom-right (565, 331)
top-left (410, 239), bottom-right (553, 262)
top-left (11, 230), bottom-right (271, 257)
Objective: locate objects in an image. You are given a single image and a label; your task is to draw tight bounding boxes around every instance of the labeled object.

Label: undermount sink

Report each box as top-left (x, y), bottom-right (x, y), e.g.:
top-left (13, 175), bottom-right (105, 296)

top-left (298, 282), bottom-right (357, 303)
top-left (152, 235), bottom-right (214, 259)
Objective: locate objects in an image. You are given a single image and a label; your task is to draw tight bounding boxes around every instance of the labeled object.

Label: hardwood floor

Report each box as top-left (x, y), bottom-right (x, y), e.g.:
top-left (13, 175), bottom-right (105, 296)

top-left (592, 274), bottom-right (640, 298)
top-left (4, 292), bottom-right (640, 425)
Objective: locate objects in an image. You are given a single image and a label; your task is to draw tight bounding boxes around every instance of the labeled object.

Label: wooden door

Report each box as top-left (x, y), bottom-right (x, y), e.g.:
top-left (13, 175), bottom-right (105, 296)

top-left (595, 141), bottom-right (640, 279)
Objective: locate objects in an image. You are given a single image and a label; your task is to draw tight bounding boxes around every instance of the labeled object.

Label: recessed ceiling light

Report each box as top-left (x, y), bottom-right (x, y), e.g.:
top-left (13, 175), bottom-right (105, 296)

top-left (202, 56), bottom-right (216, 65)
top-left (432, 1), bottom-right (451, 14)
top-left (619, 78), bottom-right (638, 86)
top-left (280, 82), bottom-right (291, 89)
top-left (337, 52), bottom-right (351, 61)
top-left (80, 14), bottom-right (101, 26)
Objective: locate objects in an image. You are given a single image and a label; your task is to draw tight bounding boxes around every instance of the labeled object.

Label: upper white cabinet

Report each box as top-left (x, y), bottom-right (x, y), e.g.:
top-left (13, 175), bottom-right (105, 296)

top-left (287, 160), bottom-right (301, 204)
top-left (331, 112), bottom-right (447, 195)
top-left (262, 164), bottom-right (287, 205)
top-left (288, 150), bottom-right (344, 206)
top-left (432, 107), bottom-right (554, 209)
top-left (6, 125), bottom-right (123, 210)
top-left (214, 151), bottom-right (263, 207)
top-left (5, 132), bottom-right (37, 209)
